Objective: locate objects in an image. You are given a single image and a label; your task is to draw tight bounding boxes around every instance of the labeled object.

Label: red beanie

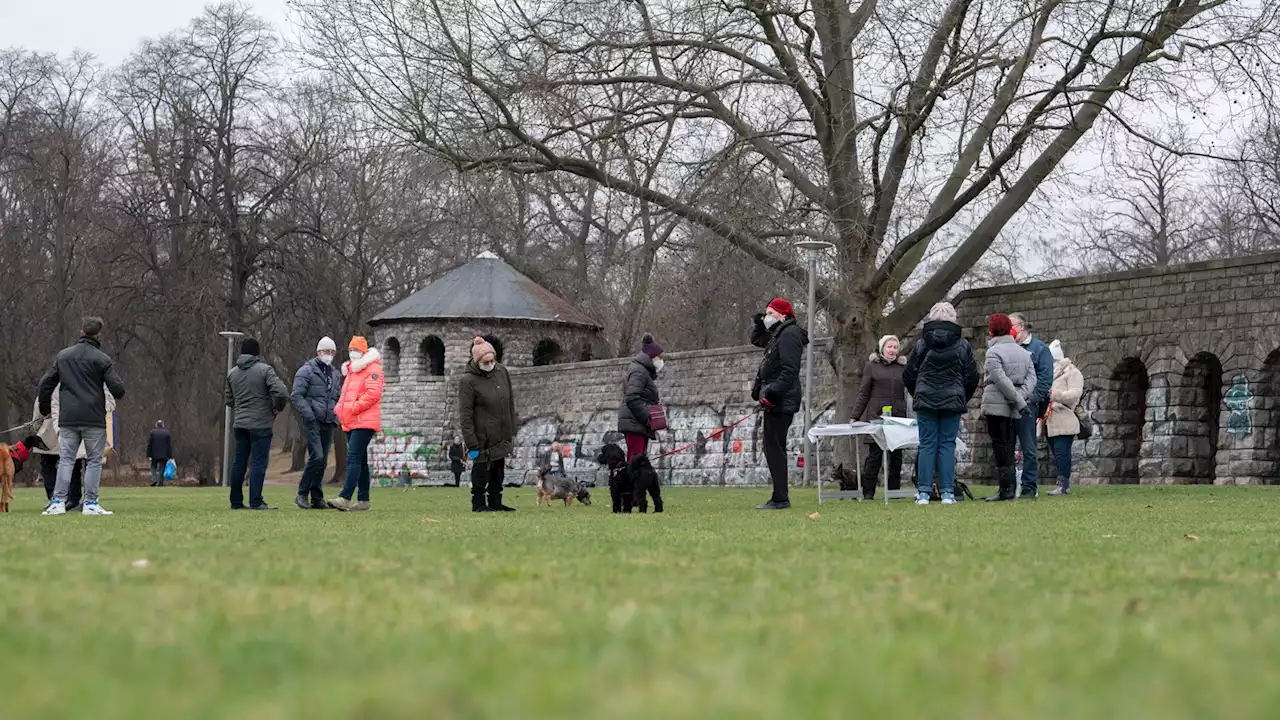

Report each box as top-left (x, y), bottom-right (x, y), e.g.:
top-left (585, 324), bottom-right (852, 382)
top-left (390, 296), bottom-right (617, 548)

top-left (768, 298), bottom-right (794, 317)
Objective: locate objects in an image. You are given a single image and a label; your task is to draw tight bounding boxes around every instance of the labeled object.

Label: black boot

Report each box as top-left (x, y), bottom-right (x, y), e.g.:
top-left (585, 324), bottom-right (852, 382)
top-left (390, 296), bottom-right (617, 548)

top-left (488, 492), bottom-right (516, 512)
top-left (860, 452), bottom-right (878, 500)
top-left (985, 467), bottom-right (1016, 502)
top-left (472, 487), bottom-right (490, 512)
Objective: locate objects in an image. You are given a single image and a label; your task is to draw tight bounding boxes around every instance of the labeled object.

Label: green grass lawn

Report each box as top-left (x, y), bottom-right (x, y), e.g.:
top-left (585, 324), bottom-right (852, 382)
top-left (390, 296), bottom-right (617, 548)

top-left (2, 484), bottom-right (1278, 719)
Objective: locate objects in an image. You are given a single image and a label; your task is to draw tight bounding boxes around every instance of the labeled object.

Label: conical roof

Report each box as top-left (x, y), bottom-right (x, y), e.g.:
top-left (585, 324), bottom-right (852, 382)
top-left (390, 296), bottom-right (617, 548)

top-left (369, 252), bottom-right (601, 328)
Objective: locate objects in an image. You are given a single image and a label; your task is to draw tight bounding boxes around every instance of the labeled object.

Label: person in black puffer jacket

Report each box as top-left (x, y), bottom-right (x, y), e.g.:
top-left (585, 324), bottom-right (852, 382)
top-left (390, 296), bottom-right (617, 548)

top-left (903, 301), bottom-right (979, 505)
top-left (750, 298), bottom-right (809, 510)
top-left (618, 334), bottom-right (664, 461)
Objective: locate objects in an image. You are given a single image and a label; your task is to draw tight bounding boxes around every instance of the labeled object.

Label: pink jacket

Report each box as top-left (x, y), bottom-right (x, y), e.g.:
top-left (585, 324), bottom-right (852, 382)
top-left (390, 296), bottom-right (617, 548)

top-left (336, 349), bottom-right (384, 432)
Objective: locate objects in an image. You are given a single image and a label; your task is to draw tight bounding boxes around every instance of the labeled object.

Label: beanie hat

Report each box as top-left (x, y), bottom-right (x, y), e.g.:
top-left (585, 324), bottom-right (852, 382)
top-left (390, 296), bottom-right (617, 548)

top-left (768, 298), bottom-right (795, 317)
top-left (927, 302), bottom-right (957, 323)
top-left (240, 337), bottom-right (261, 356)
top-left (317, 336), bottom-right (337, 353)
top-left (1049, 339), bottom-right (1065, 362)
top-left (640, 333), bottom-right (663, 359)
top-left (472, 336), bottom-right (497, 364)
top-left (349, 336), bottom-right (368, 353)
top-left (877, 335), bottom-right (900, 357)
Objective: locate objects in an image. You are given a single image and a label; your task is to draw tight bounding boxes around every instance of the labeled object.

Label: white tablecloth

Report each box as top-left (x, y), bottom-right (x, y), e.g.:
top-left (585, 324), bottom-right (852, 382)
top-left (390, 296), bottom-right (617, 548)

top-left (807, 422), bottom-right (920, 452)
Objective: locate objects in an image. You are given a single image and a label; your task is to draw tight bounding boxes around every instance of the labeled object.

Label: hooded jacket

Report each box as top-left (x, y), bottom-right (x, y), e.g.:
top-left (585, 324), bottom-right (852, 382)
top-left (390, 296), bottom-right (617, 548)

top-left (1044, 358), bottom-right (1084, 437)
top-left (904, 320), bottom-right (980, 414)
top-left (224, 354), bottom-right (290, 430)
top-left (980, 335), bottom-right (1037, 418)
top-left (292, 357), bottom-right (342, 426)
top-left (336, 349), bottom-right (384, 432)
top-left (459, 360), bottom-right (517, 463)
top-left (851, 353), bottom-right (908, 422)
top-left (618, 352), bottom-right (660, 437)
top-left (750, 315), bottom-right (809, 415)
top-left (37, 337), bottom-right (126, 429)
top-left (1022, 336), bottom-right (1055, 416)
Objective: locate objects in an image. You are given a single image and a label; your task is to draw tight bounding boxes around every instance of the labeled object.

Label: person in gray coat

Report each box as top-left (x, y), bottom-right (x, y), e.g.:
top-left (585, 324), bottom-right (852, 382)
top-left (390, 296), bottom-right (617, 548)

top-left (225, 337), bottom-right (289, 510)
top-left (291, 336), bottom-right (341, 510)
top-left (981, 314), bottom-right (1037, 502)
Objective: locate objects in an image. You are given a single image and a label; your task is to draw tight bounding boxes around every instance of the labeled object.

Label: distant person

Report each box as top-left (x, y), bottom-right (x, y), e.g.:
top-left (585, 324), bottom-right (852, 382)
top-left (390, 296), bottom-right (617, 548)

top-left (903, 302), bottom-right (979, 506)
top-left (31, 388), bottom-right (84, 512)
top-left (1010, 313), bottom-right (1054, 498)
top-left (225, 337), bottom-right (289, 511)
top-left (850, 335), bottom-right (907, 500)
top-left (329, 336), bottom-right (384, 512)
top-left (292, 337), bottom-right (342, 510)
top-left (619, 333), bottom-right (664, 460)
top-left (459, 336), bottom-right (517, 512)
top-left (448, 434), bottom-right (465, 487)
top-left (750, 298), bottom-right (808, 511)
top-left (1044, 340), bottom-right (1084, 496)
top-left (38, 317), bottom-right (126, 517)
top-left (147, 421), bottom-right (173, 487)
top-left (980, 314), bottom-right (1036, 502)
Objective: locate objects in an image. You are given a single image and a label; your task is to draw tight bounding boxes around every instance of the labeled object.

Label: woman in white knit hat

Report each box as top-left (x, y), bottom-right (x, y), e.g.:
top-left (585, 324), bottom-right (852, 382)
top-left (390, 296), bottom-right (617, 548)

top-left (1043, 339), bottom-right (1084, 495)
top-left (850, 334), bottom-right (907, 499)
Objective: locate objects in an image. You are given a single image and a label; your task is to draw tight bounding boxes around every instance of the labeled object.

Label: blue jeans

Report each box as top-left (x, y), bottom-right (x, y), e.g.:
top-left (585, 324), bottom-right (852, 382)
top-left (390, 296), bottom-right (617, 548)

top-left (1016, 411), bottom-right (1040, 490)
top-left (342, 429), bottom-right (375, 502)
top-left (298, 422), bottom-right (335, 501)
top-left (231, 428), bottom-right (272, 507)
top-left (55, 426), bottom-right (106, 504)
top-left (1048, 435), bottom-right (1074, 488)
top-left (917, 410), bottom-right (961, 496)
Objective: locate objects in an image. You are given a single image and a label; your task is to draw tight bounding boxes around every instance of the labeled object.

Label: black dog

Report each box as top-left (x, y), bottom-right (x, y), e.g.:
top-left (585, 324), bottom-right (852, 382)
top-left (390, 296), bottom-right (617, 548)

top-left (832, 463), bottom-right (859, 492)
top-left (596, 443), bottom-right (631, 513)
top-left (626, 454), bottom-right (663, 514)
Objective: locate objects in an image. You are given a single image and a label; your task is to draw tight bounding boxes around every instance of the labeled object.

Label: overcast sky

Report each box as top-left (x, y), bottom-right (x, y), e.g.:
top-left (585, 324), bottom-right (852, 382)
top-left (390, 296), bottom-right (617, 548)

top-left (0, 0), bottom-right (292, 64)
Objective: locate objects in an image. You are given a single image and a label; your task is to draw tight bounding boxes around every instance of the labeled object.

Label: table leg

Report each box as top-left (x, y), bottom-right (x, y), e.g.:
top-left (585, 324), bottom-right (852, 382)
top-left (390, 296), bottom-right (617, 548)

top-left (854, 440), bottom-right (862, 502)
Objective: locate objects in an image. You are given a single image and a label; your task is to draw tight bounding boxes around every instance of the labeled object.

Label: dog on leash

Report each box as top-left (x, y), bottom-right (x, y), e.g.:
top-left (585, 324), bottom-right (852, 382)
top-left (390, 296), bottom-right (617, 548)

top-left (535, 469), bottom-right (591, 506)
top-left (596, 443), bottom-right (633, 513)
top-left (1, 435), bottom-right (47, 513)
top-left (625, 454), bottom-right (663, 514)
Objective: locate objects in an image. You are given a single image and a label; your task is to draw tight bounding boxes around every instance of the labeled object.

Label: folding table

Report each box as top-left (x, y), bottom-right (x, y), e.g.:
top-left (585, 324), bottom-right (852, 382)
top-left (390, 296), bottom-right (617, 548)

top-left (808, 420), bottom-right (921, 504)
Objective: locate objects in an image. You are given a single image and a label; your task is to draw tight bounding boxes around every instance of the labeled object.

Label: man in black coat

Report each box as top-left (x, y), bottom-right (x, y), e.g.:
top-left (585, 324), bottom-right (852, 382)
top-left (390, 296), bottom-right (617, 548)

top-left (751, 298), bottom-right (809, 510)
top-left (147, 421), bottom-right (173, 486)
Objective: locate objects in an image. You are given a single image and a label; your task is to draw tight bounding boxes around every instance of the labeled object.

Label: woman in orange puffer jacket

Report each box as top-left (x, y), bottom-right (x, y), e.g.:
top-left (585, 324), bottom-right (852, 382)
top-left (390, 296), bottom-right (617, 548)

top-left (327, 336), bottom-right (384, 511)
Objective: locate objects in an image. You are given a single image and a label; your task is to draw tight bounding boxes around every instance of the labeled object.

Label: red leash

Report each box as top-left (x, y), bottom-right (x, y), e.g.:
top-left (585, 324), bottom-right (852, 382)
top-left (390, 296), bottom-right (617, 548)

top-left (652, 409), bottom-right (760, 461)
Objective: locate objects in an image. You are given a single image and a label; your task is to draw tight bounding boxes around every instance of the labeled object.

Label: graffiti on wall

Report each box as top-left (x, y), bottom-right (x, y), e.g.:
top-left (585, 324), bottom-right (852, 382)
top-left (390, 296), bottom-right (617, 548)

top-left (370, 430), bottom-right (442, 486)
top-left (1225, 375), bottom-right (1253, 436)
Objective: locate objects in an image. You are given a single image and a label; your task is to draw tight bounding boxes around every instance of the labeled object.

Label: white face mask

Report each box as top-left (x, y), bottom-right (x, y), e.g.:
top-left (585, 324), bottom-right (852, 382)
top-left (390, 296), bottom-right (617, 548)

top-left (762, 314), bottom-right (780, 329)
top-left (653, 358), bottom-right (665, 373)
top-left (480, 361), bottom-right (496, 372)
top-left (349, 350), bottom-right (363, 362)
top-left (318, 354), bottom-right (334, 365)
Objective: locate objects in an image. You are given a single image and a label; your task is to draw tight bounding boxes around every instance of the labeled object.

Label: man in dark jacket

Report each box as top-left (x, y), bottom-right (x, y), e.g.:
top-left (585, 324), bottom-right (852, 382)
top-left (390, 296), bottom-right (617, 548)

top-left (291, 336), bottom-right (341, 510)
top-left (1010, 313), bottom-right (1054, 498)
top-left (225, 337), bottom-right (289, 510)
top-left (619, 334), bottom-right (663, 460)
top-left (750, 298), bottom-right (809, 510)
top-left (459, 336), bottom-right (518, 512)
top-left (38, 317), bottom-right (126, 516)
top-left (147, 421), bottom-right (173, 486)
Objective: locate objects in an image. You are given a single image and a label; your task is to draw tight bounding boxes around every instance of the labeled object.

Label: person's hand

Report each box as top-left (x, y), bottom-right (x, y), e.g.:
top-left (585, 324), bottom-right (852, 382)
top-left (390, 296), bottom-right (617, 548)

top-left (1019, 405), bottom-right (1033, 418)
top-left (761, 398), bottom-right (775, 409)
top-left (468, 450), bottom-right (479, 460)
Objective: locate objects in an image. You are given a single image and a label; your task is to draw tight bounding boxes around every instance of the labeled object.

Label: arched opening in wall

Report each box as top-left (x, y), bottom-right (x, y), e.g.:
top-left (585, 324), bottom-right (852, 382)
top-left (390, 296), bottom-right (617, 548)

top-left (1176, 352), bottom-right (1223, 484)
top-left (384, 337), bottom-right (401, 380)
top-left (579, 341), bottom-right (594, 362)
top-left (419, 336), bottom-right (445, 377)
top-left (532, 338), bottom-right (562, 366)
top-left (1106, 358), bottom-right (1149, 484)
top-left (482, 334), bottom-right (505, 364)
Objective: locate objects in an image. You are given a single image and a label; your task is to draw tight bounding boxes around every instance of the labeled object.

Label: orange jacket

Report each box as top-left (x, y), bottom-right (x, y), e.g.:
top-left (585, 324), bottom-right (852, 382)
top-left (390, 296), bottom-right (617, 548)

top-left (336, 349), bottom-right (384, 432)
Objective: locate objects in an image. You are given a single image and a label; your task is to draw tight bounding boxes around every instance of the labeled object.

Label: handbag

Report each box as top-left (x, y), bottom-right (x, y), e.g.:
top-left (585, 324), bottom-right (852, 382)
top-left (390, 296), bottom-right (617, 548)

top-left (647, 404), bottom-right (669, 432)
top-left (1074, 404), bottom-right (1093, 440)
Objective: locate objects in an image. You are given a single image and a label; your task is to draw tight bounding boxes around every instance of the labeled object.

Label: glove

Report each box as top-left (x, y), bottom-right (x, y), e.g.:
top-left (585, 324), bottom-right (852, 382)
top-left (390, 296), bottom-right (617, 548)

top-left (1019, 405), bottom-right (1033, 418)
top-left (468, 450), bottom-right (479, 460)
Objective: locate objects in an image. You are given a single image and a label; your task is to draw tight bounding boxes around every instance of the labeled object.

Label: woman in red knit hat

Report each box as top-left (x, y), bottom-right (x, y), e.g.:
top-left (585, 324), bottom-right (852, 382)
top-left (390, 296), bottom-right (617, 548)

top-left (750, 297), bottom-right (808, 510)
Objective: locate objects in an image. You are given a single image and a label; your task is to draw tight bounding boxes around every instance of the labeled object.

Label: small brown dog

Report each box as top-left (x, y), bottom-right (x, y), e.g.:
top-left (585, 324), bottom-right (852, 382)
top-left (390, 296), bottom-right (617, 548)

top-left (535, 469), bottom-right (591, 506)
top-left (1, 435), bottom-right (46, 513)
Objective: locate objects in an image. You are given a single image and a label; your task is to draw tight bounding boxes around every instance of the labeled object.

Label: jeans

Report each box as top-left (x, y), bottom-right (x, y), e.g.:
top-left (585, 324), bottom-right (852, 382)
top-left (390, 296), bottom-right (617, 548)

top-left (298, 422), bottom-right (335, 502)
top-left (624, 432), bottom-right (649, 461)
top-left (861, 443), bottom-right (902, 498)
top-left (762, 412), bottom-right (794, 504)
top-left (42, 454), bottom-right (82, 507)
top-left (1048, 435), bottom-right (1075, 488)
top-left (150, 459), bottom-right (167, 486)
top-left (916, 410), bottom-right (961, 497)
top-left (1016, 411), bottom-right (1040, 490)
top-left (341, 428), bottom-right (375, 502)
top-left (55, 427), bottom-right (106, 504)
top-left (230, 428), bottom-right (273, 508)
top-left (985, 416), bottom-right (1018, 467)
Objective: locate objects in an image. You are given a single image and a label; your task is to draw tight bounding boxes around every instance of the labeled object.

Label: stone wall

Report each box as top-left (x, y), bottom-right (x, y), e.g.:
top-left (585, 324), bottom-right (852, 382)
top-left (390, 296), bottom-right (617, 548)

top-left (952, 252), bottom-right (1280, 485)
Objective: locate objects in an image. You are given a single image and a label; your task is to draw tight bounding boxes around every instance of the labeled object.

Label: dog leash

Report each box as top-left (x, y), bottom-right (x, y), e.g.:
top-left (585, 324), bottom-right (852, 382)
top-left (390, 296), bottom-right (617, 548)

top-left (1, 421), bottom-right (38, 437)
top-left (652, 408), bottom-right (760, 461)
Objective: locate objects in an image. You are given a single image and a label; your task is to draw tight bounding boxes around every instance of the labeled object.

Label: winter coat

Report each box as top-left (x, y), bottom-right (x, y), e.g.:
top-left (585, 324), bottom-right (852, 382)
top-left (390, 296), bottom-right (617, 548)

top-left (147, 428), bottom-right (173, 461)
top-left (1022, 336), bottom-right (1055, 416)
top-left (750, 315), bottom-right (809, 415)
top-left (292, 357), bottom-right (342, 426)
top-left (37, 337), bottom-right (126, 429)
top-left (618, 352), bottom-right (660, 438)
top-left (224, 354), bottom-right (290, 431)
top-left (980, 335), bottom-right (1037, 418)
top-left (31, 389), bottom-right (114, 459)
top-left (448, 443), bottom-right (465, 473)
top-left (336, 349), bottom-right (384, 432)
top-left (904, 320), bottom-right (980, 414)
top-left (459, 360), bottom-right (518, 463)
top-left (851, 354), bottom-right (907, 422)
top-left (1044, 359), bottom-right (1084, 437)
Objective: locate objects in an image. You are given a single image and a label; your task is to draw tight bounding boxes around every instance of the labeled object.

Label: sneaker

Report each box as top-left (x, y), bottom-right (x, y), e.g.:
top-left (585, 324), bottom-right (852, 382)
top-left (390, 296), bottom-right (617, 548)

top-left (755, 501), bottom-right (791, 510)
top-left (327, 497), bottom-right (352, 511)
top-left (295, 494), bottom-right (311, 510)
top-left (43, 501), bottom-right (66, 516)
top-left (915, 493), bottom-right (930, 506)
top-left (249, 504), bottom-right (278, 511)
top-left (81, 502), bottom-right (113, 516)
top-left (350, 501), bottom-right (371, 512)
top-left (1019, 487), bottom-right (1038, 500)
top-left (941, 493), bottom-right (956, 505)
top-left (310, 497), bottom-right (328, 510)
top-left (1047, 486), bottom-right (1070, 496)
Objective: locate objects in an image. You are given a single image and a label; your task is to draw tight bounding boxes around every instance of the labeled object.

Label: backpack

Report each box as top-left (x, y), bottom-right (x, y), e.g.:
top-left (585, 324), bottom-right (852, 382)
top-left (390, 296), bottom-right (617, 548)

top-left (926, 478), bottom-right (975, 501)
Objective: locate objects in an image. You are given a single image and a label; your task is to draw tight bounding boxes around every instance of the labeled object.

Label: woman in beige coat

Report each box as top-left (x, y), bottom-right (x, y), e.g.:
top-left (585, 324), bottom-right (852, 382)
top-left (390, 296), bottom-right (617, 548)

top-left (1043, 340), bottom-right (1083, 495)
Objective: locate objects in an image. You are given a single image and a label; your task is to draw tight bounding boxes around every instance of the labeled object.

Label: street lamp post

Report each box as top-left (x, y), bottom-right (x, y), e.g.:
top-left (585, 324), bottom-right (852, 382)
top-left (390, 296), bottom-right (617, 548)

top-left (218, 331), bottom-right (245, 487)
top-left (794, 240), bottom-right (835, 488)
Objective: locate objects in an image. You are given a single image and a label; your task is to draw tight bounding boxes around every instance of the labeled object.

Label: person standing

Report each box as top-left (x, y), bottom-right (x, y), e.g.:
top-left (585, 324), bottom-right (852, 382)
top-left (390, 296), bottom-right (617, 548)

top-left (1009, 313), bottom-right (1054, 498)
top-left (850, 335), bottom-right (907, 500)
top-left (31, 388), bottom-right (84, 512)
top-left (292, 337), bottom-right (342, 510)
top-left (38, 317), bottom-right (126, 517)
top-left (751, 298), bottom-right (808, 510)
top-left (328, 337), bottom-right (384, 512)
top-left (1044, 340), bottom-right (1084, 496)
top-left (448, 434), bottom-right (465, 487)
top-left (147, 420), bottom-right (173, 487)
top-left (459, 336), bottom-right (518, 513)
top-left (980, 314), bottom-right (1037, 502)
top-left (903, 302), bottom-right (979, 506)
top-left (225, 337), bottom-right (289, 511)
top-left (619, 333), bottom-right (664, 461)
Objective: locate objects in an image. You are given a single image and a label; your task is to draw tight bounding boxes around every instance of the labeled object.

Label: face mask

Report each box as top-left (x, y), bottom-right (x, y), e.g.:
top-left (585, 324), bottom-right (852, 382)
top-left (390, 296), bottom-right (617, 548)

top-left (763, 314), bottom-right (780, 329)
top-left (350, 350), bottom-right (363, 362)
top-left (318, 354), bottom-right (334, 365)
top-left (653, 358), bottom-right (665, 373)
top-left (480, 362), bottom-right (496, 372)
